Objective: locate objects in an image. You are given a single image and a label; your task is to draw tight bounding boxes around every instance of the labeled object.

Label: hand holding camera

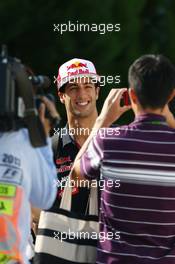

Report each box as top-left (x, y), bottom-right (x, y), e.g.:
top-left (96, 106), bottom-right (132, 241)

top-left (38, 96), bottom-right (61, 136)
top-left (0, 45), bottom-right (61, 146)
top-left (98, 88), bottom-right (132, 127)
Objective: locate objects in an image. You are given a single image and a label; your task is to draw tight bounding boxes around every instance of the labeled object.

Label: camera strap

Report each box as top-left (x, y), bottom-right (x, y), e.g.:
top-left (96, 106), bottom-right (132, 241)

top-left (13, 61), bottom-right (47, 147)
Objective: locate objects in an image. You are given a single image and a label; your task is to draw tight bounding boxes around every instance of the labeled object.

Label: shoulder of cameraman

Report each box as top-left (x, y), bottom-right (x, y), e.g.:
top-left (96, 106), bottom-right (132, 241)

top-left (0, 128), bottom-right (57, 209)
top-left (26, 129), bottom-right (57, 209)
top-left (13, 128), bottom-right (57, 209)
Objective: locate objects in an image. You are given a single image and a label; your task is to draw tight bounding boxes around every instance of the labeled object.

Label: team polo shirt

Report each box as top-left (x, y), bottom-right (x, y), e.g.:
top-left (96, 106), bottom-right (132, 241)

top-left (50, 125), bottom-right (90, 214)
top-left (80, 113), bottom-right (175, 264)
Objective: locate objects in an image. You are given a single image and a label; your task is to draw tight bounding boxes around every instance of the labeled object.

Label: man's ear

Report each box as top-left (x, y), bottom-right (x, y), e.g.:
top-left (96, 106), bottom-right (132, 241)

top-left (95, 86), bottom-right (100, 100)
top-left (58, 91), bottom-right (65, 104)
top-left (129, 88), bottom-right (137, 104)
top-left (167, 89), bottom-right (175, 103)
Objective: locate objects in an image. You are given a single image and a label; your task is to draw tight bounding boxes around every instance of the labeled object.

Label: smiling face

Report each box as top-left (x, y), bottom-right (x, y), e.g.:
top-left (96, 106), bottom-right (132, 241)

top-left (58, 77), bottom-right (100, 118)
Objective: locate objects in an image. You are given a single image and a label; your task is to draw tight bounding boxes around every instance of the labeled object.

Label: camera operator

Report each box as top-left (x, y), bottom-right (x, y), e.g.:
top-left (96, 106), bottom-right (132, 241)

top-left (0, 56), bottom-right (60, 263)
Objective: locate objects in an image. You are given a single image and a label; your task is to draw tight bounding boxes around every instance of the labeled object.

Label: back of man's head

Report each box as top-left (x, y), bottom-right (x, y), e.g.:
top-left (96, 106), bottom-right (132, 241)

top-left (128, 54), bottom-right (175, 109)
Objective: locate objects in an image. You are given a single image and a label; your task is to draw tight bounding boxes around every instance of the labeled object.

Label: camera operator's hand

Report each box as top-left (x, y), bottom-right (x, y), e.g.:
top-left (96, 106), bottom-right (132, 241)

top-left (38, 96), bottom-right (61, 136)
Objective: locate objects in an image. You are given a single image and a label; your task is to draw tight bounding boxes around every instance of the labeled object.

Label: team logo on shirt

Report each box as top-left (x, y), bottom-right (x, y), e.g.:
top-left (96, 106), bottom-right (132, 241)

top-left (56, 156), bottom-right (71, 165)
top-left (57, 163), bottom-right (73, 173)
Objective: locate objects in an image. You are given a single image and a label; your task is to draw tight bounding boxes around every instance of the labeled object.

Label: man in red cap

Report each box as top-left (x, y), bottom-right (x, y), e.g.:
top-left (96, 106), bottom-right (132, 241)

top-left (34, 58), bottom-right (101, 263)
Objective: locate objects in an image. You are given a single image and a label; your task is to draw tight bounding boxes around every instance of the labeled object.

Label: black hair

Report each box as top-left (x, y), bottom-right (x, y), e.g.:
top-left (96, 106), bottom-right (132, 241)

top-left (59, 83), bottom-right (66, 93)
top-left (128, 54), bottom-right (175, 109)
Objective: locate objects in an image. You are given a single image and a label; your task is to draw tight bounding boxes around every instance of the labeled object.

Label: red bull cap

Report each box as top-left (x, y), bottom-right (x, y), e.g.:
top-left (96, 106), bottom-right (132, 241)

top-left (57, 58), bottom-right (100, 90)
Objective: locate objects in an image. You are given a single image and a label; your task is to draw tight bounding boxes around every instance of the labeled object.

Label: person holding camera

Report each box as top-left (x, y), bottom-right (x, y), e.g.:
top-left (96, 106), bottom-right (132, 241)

top-left (0, 53), bottom-right (60, 264)
top-left (72, 54), bottom-right (175, 264)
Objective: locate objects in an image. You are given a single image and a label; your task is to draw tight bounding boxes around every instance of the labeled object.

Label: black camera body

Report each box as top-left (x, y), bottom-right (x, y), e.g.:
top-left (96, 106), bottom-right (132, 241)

top-left (0, 46), bottom-right (50, 147)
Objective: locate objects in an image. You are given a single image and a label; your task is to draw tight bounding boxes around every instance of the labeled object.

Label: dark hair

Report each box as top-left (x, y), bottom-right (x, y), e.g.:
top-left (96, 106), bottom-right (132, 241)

top-left (59, 83), bottom-right (67, 93)
top-left (128, 54), bottom-right (175, 109)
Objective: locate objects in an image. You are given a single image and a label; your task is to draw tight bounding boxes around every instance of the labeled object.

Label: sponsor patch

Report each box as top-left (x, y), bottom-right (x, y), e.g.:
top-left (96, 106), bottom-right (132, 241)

top-left (0, 184), bottom-right (16, 198)
top-left (0, 199), bottom-right (14, 216)
top-left (56, 156), bottom-right (71, 165)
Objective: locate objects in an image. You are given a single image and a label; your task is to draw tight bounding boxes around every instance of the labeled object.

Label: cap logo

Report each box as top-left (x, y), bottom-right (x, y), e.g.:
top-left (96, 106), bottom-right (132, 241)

top-left (68, 68), bottom-right (90, 77)
top-left (67, 61), bottom-right (87, 71)
top-left (57, 58), bottom-right (99, 89)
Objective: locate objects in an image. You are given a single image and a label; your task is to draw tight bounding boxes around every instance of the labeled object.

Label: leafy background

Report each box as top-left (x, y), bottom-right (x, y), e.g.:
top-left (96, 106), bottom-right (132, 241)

top-left (1, 0), bottom-right (175, 124)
